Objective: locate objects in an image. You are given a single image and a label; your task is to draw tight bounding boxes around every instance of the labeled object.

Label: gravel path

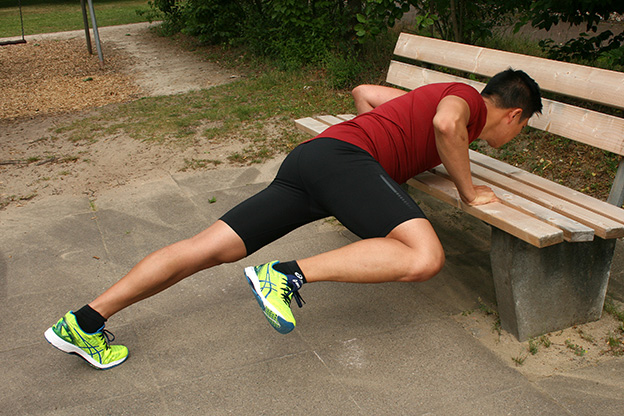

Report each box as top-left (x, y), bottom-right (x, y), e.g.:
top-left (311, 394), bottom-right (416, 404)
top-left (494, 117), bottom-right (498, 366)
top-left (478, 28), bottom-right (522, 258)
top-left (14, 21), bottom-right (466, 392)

top-left (0, 23), bottom-right (241, 209)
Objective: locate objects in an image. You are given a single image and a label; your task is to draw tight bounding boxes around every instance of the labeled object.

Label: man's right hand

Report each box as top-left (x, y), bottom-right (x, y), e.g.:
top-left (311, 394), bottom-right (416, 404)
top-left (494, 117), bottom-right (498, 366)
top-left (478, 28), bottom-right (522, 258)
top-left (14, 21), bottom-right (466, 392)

top-left (462, 185), bottom-right (500, 206)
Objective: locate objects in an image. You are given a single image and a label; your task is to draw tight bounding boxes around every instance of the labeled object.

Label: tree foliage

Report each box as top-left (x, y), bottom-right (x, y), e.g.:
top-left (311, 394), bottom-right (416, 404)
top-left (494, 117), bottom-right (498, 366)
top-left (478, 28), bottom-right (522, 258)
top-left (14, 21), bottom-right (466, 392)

top-left (150, 0), bottom-right (364, 69)
top-left (516, 0), bottom-right (624, 66)
top-left (149, 0), bottom-right (519, 65)
top-left (148, 0), bottom-right (624, 72)
top-left (409, 0), bottom-right (517, 44)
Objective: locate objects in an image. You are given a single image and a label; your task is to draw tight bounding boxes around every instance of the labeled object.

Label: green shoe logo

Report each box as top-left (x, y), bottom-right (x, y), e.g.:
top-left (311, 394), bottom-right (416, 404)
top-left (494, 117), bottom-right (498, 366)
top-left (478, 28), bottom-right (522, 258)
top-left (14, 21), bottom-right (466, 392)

top-left (53, 319), bottom-right (73, 343)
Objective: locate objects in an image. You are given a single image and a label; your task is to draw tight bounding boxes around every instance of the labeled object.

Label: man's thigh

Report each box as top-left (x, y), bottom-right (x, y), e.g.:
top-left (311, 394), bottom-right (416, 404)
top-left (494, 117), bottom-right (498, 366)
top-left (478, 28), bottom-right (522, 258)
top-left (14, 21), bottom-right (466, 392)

top-left (301, 142), bottom-right (427, 239)
top-left (220, 144), bottom-right (329, 255)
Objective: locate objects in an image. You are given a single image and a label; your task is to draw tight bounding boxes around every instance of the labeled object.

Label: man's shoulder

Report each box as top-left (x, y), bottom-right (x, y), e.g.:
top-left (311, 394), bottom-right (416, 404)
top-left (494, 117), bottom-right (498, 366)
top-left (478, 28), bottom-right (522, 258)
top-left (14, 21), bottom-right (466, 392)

top-left (410, 82), bottom-right (480, 98)
top-left (444, 82), bottom-right (481, 95)
top-left (440, 83), bottom-right (484, 109)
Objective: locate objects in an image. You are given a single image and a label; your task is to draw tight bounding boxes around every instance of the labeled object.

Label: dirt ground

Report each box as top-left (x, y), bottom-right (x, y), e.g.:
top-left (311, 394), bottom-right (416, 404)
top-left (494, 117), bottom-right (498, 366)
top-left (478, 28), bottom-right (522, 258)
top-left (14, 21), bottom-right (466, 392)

top-left (0, 22), bottom-right (240, 209)
top-left (453, 304), bottom-right (624, 380)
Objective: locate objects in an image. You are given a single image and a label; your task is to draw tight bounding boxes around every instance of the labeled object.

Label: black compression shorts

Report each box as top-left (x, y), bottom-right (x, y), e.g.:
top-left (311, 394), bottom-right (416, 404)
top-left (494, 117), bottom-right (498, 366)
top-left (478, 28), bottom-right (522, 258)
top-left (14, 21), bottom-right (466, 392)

top-left (220, 138), bottom-right (427, 255)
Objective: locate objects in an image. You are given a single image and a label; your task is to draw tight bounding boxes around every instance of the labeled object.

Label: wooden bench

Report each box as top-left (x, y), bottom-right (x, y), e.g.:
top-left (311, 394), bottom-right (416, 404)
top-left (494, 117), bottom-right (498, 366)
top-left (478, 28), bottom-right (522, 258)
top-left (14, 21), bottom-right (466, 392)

top-left (295, 33), bottom-right (624, 341)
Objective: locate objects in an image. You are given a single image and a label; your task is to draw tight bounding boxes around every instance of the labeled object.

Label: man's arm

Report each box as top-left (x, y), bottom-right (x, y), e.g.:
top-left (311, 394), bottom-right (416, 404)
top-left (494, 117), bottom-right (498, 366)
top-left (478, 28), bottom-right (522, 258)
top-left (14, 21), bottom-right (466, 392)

top-left (433, 95), bottom-right (499, 206)
top-left (352, 85), bottom-right (407, 114)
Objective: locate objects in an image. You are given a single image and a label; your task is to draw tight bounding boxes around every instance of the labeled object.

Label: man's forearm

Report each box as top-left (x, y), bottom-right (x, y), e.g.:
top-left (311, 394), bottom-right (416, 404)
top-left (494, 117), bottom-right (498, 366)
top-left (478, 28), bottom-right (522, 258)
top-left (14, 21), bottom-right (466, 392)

top-left (435, 133), bottom-right (476, 203)
top-left (433, 96), bottom-right (476, 203)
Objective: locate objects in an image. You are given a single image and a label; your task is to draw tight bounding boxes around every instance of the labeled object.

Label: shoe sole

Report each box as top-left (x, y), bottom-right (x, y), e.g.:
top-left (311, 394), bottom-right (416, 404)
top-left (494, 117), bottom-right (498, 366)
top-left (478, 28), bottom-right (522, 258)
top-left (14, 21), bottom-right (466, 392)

top-left (44, 327), bottom-right (127, 370)
top-left (244, 266), bottom-right (295, 334)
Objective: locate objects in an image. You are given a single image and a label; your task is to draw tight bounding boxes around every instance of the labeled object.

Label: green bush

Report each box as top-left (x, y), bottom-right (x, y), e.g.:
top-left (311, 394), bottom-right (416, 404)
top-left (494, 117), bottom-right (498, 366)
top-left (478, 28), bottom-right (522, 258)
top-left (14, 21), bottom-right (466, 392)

top-left (182, 0), bottom-right (244, 44)
top-left (323, 51), bottom-right (365, 89)
top-left (148, 0), bottom-right (623, 89)
top-left (147, 1), bottom-right (415, 69)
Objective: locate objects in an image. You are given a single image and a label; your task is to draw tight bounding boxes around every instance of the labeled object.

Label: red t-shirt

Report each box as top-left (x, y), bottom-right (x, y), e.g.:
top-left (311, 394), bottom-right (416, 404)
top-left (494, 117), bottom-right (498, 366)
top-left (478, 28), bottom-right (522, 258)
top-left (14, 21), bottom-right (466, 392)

top-left (313, 82), bottom-right (487, 184)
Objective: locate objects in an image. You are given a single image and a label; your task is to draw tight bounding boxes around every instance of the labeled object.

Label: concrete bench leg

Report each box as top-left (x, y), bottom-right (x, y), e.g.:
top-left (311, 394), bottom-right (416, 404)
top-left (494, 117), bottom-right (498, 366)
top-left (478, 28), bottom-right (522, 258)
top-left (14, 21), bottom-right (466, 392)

top-left (489, 227), bottom-right (616, 341)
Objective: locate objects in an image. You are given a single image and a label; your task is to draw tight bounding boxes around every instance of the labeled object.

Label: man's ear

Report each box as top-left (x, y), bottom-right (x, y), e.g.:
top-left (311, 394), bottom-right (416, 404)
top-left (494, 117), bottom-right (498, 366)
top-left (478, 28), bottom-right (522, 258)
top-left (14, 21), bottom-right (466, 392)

top-left (508, 108), bottom-right (523, 123)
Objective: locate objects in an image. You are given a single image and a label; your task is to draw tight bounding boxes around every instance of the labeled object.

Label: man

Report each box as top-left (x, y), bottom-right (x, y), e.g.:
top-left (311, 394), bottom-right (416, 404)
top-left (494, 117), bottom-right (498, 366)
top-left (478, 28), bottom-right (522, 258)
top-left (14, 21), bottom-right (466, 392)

top-left (44, 68), bottom-right (542, 369)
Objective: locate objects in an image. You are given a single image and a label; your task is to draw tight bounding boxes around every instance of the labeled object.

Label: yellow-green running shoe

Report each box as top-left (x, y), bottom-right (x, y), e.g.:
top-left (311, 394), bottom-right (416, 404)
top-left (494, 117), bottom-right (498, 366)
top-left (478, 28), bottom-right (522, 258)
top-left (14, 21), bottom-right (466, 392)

top-left (44, 311), bottom-right (128, 370)
top-left (244, 261), bottom-right (305, 334)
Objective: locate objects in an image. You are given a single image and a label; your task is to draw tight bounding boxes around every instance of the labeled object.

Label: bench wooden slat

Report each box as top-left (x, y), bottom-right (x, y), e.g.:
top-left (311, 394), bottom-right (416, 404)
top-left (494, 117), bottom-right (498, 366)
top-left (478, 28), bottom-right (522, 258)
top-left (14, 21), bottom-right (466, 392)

top-left (433, 166), bottom-right (594, 242)
top-left (531, 101), bottom-right (624, 157)
top-left (408, 172), bottom-right (564, 247)
top-left (529, 102), bottom-right (624, 157)
top-left (295, 117), bottom-right (331, 136)
top-left (295, 115), bottom-right (352, 136)
top-left (452, 163), bottom-right (624, 238)
top-left (393, 33), bottom-right (624, 110)
top-left (387, 61), bottom-right (624, 156)
top-left (469, 151), bottom-right (624, 225)
top-left (387, 60), bottom-right (484, 91)
top-left (315, 115), bottom-right (345, 125)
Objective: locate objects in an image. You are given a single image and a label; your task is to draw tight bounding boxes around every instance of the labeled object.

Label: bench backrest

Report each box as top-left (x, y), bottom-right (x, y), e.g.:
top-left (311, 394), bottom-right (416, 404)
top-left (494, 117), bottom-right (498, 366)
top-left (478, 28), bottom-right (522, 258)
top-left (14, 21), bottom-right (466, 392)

top-left (387, 33), bottom-right (624, 205)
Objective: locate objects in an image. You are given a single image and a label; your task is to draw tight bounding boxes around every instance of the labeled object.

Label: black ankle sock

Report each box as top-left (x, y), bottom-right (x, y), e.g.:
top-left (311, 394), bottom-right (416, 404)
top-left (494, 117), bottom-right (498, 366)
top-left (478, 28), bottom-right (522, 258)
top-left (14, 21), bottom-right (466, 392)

top-left (273, 260), bottom-right (307, 283)
top-left (74, 304), bottom-right (106, 333)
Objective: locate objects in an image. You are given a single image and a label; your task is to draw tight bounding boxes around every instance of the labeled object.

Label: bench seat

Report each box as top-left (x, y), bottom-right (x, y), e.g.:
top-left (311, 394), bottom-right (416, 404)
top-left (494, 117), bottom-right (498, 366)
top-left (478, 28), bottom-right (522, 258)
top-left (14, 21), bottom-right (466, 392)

top-left (294, 34), bottom-right (624, 341)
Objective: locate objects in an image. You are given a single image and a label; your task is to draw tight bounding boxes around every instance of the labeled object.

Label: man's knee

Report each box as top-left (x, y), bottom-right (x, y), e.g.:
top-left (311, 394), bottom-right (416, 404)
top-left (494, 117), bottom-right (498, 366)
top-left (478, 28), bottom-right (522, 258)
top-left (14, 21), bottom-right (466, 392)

top-left (352, 85), bottom-right (374, 114)
top-left (401, 246), bottom-right (445, 283)
top-left (186, 221), bottom-right (247, 268)
top-left (351, 84), bottom-right (366, 95)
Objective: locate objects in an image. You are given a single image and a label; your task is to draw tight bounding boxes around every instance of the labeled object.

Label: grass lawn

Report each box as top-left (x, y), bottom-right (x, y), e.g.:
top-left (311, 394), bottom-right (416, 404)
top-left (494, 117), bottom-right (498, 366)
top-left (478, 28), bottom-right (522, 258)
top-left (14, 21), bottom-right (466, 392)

top-left (0, 0), bottom-right (153, 38)
top-left (54, 66), bottom-right (356, 164)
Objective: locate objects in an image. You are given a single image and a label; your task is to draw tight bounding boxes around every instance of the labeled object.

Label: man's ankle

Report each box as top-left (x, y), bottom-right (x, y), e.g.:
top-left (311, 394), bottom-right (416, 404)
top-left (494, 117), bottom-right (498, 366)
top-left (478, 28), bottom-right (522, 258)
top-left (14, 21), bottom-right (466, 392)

top-left (272, 260), bottom-right (307, 284)
top-left (73, 304), bottom-right (106, 333)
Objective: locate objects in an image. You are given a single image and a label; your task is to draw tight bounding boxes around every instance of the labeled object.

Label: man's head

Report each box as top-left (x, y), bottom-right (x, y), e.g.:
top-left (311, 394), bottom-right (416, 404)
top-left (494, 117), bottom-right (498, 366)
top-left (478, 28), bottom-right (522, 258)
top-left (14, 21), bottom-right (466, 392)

top-left (479, 68), bottom-right (542, 148)
top-left (481, 68), bottom-right (542, 121)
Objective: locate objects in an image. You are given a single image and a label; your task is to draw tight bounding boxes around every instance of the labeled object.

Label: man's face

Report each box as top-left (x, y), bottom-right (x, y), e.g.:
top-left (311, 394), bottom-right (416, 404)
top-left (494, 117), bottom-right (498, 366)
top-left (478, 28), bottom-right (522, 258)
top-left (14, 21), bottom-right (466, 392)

top-left (485, 110), bottom-right (528, 148)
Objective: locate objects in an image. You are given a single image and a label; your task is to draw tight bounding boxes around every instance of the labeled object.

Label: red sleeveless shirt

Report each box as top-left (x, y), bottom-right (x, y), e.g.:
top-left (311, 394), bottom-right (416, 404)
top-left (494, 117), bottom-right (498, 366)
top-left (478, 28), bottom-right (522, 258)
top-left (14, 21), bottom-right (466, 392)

top-left (313, 82), bottom-right (487, 184)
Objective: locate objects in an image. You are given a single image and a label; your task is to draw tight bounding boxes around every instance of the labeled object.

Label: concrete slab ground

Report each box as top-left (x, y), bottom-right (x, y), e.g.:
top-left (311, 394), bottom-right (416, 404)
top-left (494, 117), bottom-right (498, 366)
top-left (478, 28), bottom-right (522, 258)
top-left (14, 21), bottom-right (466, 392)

top-left (1, 161), bottom-right (623, 415)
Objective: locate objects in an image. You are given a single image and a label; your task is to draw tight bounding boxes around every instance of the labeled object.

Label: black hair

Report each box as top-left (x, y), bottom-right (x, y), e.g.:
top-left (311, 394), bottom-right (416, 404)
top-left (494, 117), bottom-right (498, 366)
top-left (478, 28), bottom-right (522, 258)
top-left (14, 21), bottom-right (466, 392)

top-left (481, 68), bottom-right (543, 120)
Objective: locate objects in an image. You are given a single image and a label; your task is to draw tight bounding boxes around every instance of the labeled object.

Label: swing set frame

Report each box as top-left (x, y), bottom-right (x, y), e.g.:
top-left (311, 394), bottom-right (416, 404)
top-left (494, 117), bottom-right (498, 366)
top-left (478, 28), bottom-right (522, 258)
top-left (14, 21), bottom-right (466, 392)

top-left (0, 0), bottom-right (26, 45)
top-left (0, 0), bottom-right (104, 66)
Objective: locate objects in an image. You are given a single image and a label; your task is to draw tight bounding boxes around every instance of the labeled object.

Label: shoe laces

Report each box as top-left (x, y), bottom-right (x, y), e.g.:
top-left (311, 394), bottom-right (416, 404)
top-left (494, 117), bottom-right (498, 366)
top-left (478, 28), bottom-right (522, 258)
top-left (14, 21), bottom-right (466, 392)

top-left (284, 275), bottom-right (305, 308)
top-left (97, 329), bottom-right (115, 350)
